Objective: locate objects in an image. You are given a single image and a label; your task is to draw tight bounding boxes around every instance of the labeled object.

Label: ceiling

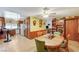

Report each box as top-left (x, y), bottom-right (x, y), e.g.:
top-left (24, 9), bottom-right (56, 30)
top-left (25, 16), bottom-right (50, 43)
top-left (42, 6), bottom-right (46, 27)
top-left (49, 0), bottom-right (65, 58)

top-left (0, 7), bottom-right (79, 19)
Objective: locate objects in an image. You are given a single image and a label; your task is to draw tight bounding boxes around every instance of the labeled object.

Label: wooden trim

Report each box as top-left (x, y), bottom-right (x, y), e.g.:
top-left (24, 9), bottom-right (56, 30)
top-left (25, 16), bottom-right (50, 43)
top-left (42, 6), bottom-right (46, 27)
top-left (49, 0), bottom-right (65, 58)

top-left (64, 19), bottom-right (66, 39)
top-left (63, 16), bottom-right (79, 20)
top-left (63, 16), bottom-right (79, 42)
top-left (0, 17), bottom-right (5, 27)
top-left (28, 30), bottom-right (47, 39)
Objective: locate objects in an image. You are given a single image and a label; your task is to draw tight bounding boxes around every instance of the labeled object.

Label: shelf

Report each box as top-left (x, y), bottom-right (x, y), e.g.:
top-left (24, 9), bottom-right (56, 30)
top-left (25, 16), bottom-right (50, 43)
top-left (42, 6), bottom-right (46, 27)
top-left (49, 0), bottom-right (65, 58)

top-left (52, 19), bottom-right (64, 34)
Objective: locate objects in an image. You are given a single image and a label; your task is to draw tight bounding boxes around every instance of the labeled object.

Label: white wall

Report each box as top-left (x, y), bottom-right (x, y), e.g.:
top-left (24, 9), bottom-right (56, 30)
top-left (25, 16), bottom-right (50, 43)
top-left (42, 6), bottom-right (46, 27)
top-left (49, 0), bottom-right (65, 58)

top-left (45, 17), bottom-right (52, 28)
top-left (0, 9), bottom-right (4, 17)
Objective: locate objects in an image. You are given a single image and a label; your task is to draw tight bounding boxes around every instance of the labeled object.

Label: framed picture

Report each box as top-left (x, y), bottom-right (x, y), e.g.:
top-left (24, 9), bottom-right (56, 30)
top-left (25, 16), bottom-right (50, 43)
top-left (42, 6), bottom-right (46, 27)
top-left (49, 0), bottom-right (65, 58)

top-left (33, 20), bottom-right (36, 26)
top-left (43, 21), bottom-right (45, 25)
top-left (39, 20), bottom-right (42, 27)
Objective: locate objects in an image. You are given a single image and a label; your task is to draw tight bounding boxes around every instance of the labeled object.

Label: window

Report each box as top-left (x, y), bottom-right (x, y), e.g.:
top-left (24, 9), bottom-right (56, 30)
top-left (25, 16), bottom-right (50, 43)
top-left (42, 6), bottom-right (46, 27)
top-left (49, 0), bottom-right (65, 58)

top-left (4, 11), bottom-right (20, 20)
top-left (4, 11), bottom-right (20, 29)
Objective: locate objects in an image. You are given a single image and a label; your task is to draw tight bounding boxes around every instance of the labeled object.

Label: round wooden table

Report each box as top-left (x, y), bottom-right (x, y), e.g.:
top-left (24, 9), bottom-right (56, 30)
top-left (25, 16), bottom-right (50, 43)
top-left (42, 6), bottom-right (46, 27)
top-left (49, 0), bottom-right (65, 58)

top-left (45, 36), bottom-right (64, 46)
top-left (36, 35), bottom-right (64, 51)
top-left (45, 36), bottom-right (64, 51)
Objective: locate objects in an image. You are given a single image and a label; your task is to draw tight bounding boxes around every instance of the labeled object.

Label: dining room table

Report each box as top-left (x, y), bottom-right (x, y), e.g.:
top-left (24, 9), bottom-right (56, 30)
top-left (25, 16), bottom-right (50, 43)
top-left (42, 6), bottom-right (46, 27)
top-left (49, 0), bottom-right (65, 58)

top-left (36, 34), bottom-right (64, 51)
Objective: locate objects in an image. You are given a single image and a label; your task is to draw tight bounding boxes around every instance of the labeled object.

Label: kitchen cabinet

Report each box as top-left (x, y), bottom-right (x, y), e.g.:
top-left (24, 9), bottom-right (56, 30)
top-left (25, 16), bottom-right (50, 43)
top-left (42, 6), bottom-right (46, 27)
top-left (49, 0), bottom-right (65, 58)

top-left (64, 16), bottom-right (79, 41)
top-left (0, 17), bottom-right (5, 27)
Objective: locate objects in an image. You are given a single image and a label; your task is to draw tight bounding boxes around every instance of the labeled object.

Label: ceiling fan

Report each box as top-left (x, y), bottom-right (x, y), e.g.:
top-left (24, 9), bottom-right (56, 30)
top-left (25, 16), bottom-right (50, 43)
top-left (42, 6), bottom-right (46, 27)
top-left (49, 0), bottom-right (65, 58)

top-left (35, 7), bottom-right (56, 19)
top-left (42, 7), bottom-right (56, 18)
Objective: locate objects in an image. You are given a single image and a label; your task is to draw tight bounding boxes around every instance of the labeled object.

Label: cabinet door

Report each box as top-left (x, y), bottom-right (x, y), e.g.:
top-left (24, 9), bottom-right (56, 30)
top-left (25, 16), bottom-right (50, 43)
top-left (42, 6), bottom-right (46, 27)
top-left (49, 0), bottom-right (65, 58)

top-left (0, 20), bottom-right (2, 27)
top-left (0, 17), bottom-right (5, 27)
top-left (66, 19), bottom-right (78, 41)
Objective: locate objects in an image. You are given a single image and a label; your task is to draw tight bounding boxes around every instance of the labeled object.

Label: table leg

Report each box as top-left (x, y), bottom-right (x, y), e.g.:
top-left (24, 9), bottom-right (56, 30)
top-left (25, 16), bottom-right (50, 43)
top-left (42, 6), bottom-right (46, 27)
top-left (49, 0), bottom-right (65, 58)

top-left (4, 30), bottom-right (11, 43)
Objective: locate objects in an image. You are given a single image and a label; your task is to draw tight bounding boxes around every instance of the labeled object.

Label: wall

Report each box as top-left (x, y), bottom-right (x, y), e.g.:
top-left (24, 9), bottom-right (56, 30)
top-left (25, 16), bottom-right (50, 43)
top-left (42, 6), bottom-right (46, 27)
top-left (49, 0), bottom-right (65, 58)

top-left (45, 17), bottom-right (53, 29)
top-left (30, 16), bottom-right (46, 32)
top-left (25, 16), bottom-right (47, 39)
top-left (0, 9), bottom-right (4, 17)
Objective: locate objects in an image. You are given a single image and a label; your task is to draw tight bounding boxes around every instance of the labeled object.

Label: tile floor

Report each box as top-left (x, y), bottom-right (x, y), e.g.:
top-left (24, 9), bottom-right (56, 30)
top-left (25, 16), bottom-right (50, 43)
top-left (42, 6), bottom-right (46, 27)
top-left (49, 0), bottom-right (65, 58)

top-left (0, 34), bottom-right (79, 52)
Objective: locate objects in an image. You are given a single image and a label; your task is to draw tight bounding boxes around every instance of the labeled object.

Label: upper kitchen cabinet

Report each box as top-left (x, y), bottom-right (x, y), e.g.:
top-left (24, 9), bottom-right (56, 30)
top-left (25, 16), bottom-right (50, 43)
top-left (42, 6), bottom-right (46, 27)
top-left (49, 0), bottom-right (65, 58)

top-left (0, 17), bottom-right (5, 28)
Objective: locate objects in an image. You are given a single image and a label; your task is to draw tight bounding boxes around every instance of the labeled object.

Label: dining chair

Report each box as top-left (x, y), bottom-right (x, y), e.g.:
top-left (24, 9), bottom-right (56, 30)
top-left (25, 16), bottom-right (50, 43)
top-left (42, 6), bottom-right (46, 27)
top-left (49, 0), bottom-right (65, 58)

top-left (0, 29), bottom-right (3, 34)
top-left (59, 39), bottom-right (69, 52)
top-left (35, 39), bottom-right (47, 52)
top-left (46, 45), bottom-right (61, 52)
top-left (0, 29), bottom-right (4, 39)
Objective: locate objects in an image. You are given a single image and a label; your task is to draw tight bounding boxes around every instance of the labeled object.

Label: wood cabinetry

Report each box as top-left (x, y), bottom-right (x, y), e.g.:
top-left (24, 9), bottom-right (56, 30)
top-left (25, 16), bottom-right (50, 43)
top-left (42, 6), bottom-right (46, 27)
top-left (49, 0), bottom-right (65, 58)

top-left (52, 18), bottom-right (57, 33)
top-left (63, 16), bottom-right (79, 42)
top-left (24, 17), bottom-right (47, 39)
top-left (52, 18), bottom-right (64, 36)
top-left (60, 16), bottom-right (79, 41)
top-left (0, 17), bottom-right (5, 39)
top-left (0, 17), bottom-right (5, 27)
top-left (24, 17), bottom-right (30, 38)
top-left (9, 29), bottom-right (16, 36)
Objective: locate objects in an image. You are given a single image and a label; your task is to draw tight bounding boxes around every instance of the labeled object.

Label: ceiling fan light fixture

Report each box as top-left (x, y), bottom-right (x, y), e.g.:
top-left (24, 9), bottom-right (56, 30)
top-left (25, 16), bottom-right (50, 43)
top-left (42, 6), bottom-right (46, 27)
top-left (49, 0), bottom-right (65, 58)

top-left (42, 7), bottom-right (49, 18)
top-left (43, 14), bottom-right (48, 18)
